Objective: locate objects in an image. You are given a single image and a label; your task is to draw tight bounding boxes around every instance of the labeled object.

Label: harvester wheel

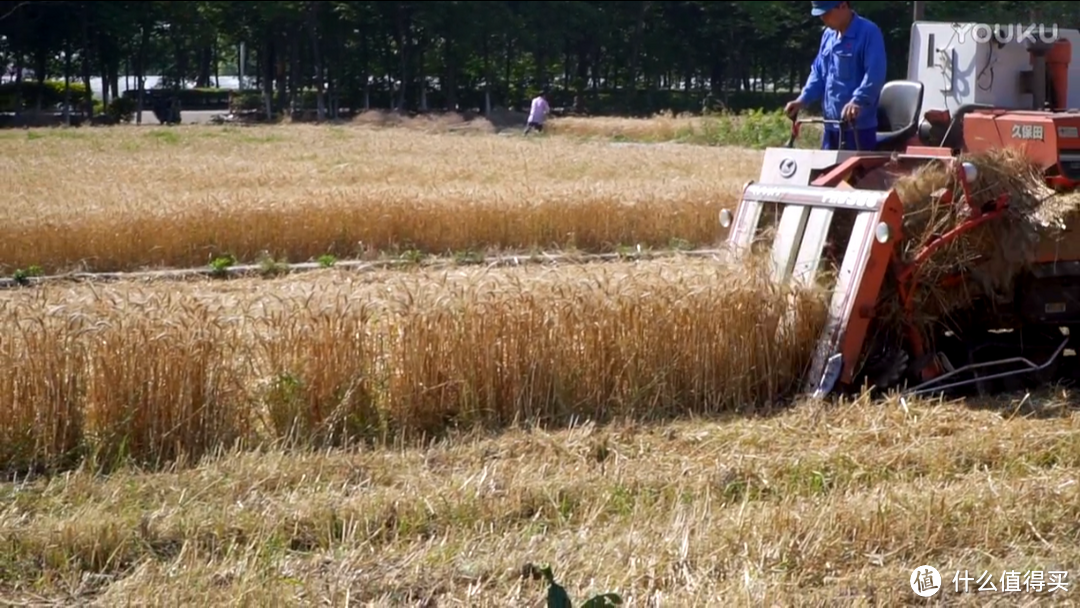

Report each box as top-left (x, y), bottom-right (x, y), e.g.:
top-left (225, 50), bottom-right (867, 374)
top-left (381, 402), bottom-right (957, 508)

top-left (860, 346), bottom-right (910, 392)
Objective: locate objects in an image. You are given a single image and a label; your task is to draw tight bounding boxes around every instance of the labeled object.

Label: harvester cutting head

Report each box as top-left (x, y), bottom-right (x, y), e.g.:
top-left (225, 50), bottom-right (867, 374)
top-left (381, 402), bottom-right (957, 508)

top-left (719, 21), bottom-right (1080, 399)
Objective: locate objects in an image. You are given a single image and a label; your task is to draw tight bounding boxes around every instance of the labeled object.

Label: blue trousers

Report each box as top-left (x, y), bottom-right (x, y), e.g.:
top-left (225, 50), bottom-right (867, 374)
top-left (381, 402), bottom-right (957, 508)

top-left (822, 127), bottom-right (877, 151)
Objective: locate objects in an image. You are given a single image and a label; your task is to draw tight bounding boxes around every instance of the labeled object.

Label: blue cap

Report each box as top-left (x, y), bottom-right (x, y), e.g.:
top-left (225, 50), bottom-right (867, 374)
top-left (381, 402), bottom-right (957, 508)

top-left (811, 1), bottom-right (841, 16)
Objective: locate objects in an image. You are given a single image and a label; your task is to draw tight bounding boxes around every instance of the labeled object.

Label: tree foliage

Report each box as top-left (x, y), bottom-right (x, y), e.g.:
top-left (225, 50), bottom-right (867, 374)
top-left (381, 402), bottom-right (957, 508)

top-left (0, 1), bottom-right (1074, 117)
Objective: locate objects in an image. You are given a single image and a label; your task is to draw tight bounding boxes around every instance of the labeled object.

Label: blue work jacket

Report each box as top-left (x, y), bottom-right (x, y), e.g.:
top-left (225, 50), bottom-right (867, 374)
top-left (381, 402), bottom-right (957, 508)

top-left (797, 13), bottom-right (887, 131)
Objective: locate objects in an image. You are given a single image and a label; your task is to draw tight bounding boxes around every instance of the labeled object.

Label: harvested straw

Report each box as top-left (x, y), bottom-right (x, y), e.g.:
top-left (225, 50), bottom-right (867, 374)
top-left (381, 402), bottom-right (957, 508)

top-left (889, 147), bottom-right (1080, 324)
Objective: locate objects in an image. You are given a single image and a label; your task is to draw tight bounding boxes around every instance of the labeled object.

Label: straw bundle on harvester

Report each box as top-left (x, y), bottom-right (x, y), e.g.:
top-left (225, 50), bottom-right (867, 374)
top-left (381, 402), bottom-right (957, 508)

top-left (887, 147), bottom-right (1080, 326)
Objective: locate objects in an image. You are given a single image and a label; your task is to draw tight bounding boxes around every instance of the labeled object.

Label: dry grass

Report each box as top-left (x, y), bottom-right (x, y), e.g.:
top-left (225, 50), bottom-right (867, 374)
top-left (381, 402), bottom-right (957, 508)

top-left (0, 124), bottom-right (760, 274)
top-left (546, 110), bottom-right (804, 148)
top-left (344, 108), bottom-right (728, 139)
top-left (347, 108), bottom-right (528, 133)
top-left (3, 391), bottom-right (1079, 605)
top-left (548, 112), bottom-right (722, 141)
top-left (0, 257), bottom-right (826, 474)
top-left (342, 107), bottom-right (802, 148)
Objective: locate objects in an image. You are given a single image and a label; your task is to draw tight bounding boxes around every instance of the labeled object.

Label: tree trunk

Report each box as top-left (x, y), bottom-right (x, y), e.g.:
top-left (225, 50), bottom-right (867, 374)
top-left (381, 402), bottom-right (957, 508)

top-left (533, 45), bottom-right (546, 90)
top-left (591, 42), bottom-right (602, 90)
top-left (625, 1), bottom-right (651, 103)
top-left (576, 40), bottom-right (590, 94)
top-left (80, 5), bottom-right (93, 117)
top-left (263, 38), bottom-right (275, 119)
top-left (288, 36), bottom-right (300, 114)
top-left (330, 24), bottom-right (343, 118)
top-left (197, 45), bottom-right (212, 87)
top-left (394, 5), bottom-right (410, 110)
top-left (173, 31), bottom-right (189, 93)
top-left (504, 38), bottom-right (512, 106)
top-left (135, 23), bottom-right (151, 125)
top-left (13, 57), bottom-right (23, 124)
top-left (63, 44), bottom-right (72, 126)
top-left (482, 31), bottom-right (491, 114)
top-left (359, 25), bottom-right (370, 111)
top-left (281, 37), bottom-right (293, 113)
top-left (417, 45), bottom-right (427, 111)
top-left (444, 37), bottom-right (457, 110)
top-left (382, 36), bottom-right (394, 105)
top-left (12, 7), bottom-right (24, 124)
top-left (306, 2), bottom-right (326, 121)
top-left (562, 41), bottom-right (571, 88)
top-left (109, 61), bottom-right (119, 102)
top-left (98, 53), bottom-right (110, 113)
top-left (33, 49), bottom-right (45, 111)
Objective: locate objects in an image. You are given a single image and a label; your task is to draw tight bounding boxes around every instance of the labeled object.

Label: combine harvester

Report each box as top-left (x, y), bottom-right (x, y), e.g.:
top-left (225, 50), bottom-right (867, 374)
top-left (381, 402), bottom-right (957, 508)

top-left (719, 21), bottom-right (1080, 398)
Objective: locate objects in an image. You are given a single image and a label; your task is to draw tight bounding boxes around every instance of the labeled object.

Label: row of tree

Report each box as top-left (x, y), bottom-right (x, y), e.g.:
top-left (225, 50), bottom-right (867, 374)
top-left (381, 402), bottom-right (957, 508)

top-left (0, 1), bottom-right (1076, 120)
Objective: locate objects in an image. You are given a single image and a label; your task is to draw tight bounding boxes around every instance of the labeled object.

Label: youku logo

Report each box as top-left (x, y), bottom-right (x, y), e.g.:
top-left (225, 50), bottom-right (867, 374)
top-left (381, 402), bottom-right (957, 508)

top-left (952, 23), bottom-right (1060, 45)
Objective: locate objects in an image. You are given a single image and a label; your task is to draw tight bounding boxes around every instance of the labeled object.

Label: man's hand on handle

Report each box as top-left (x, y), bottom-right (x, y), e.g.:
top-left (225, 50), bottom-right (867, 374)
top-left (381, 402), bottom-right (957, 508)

top-left (784, 100), bottom-right (803, 120)
top-left (841, 101), bottom-right (860, 122)
top-left (787, 99), bottom-right (860, 122)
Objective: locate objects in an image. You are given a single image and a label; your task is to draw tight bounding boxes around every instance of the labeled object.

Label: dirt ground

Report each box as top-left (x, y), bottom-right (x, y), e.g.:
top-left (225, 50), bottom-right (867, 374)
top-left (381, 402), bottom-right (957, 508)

top-left (347, 107), bottom-right (531, 133)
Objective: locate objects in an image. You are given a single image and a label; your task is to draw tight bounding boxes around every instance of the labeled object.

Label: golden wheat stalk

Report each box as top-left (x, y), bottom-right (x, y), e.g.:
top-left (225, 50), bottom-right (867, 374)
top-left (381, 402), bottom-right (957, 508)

top-left (0, 125), bottom-right (759, 274)
top-left (0, 258), bottom-right (826, 472)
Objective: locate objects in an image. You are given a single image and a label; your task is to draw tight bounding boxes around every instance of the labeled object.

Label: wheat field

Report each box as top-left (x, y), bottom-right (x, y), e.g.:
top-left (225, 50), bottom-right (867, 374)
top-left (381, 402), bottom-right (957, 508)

top-left (0, 124), bottom-right (758, 274)
top-left (2, 119), bottom-right (1079, 606)
top-left (0, 258), bottom-right (826, 473)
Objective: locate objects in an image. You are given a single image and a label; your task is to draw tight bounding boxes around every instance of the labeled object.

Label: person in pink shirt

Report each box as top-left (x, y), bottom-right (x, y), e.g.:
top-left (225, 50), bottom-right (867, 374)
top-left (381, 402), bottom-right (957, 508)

top-left (523, 89), bottom-right (549, 135)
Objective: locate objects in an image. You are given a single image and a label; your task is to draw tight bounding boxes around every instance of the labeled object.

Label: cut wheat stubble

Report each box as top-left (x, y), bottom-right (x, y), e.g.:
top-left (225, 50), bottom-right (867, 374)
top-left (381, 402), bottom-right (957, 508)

top-left (5, 390), bottom-right (1080, 606)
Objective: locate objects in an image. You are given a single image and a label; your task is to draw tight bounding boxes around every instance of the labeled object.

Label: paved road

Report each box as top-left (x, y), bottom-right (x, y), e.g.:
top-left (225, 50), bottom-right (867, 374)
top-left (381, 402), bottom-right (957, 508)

top-left (0, 109), bottom-right (227, 128)
top-left (136, 110), bottom-right (223, 125)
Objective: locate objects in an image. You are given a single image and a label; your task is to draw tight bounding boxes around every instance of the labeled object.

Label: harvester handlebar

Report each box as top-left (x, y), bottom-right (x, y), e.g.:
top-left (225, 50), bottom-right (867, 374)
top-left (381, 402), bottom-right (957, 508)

top-left (795, 118), bottom-right (849, 126)
top-left (784, 115), bottom-right (860, 150)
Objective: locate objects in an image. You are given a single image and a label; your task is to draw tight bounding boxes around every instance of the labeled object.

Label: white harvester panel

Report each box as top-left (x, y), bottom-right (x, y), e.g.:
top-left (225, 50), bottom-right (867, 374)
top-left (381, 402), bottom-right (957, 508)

top-left (730, 184), bottom-right (887, 277)
top-left (727, 183), bottom-right (890, 396)
top-left (906, 21), bottom-right (1080, 113)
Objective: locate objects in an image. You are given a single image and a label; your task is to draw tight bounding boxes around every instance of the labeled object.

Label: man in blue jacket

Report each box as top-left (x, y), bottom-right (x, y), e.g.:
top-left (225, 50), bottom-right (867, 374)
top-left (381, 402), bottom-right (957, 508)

top-left (784, 1), bottom-right (887, 151)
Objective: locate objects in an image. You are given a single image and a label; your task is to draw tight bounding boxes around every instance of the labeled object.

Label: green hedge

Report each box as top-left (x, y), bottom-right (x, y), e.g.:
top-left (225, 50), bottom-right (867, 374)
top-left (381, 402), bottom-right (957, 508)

top-left (0, 80), bottom-right (91, 112)
top-left (521, 89), bottom-right (790, 116)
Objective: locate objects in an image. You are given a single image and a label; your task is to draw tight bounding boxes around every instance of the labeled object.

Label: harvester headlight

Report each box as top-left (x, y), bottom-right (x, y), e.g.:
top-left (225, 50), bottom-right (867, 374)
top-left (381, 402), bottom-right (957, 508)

top-left (961, 162), bottom-right (978, 183)
top-left (719, 209), bottom-right (733, 228)
top-left (874, 222), bottom-right (890, 243)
